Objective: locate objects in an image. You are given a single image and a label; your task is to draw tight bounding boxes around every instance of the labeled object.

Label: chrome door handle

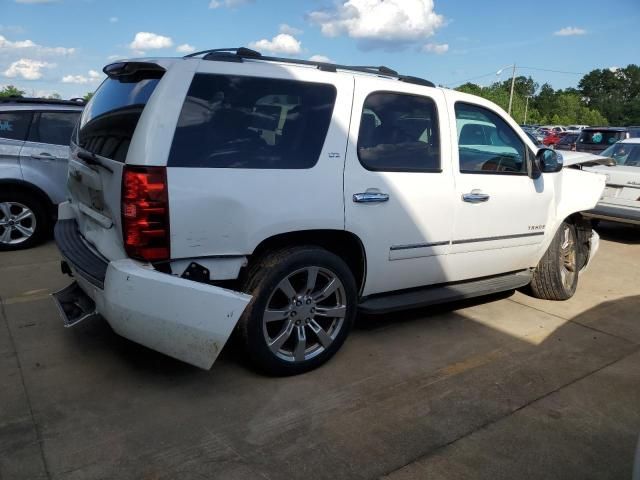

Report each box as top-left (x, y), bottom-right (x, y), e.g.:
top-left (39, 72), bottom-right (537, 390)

top-left (462, 190), bottom-right (490, 203)
top-left (353, 192), bottom-right (389, 203)
top-left (31, 153), bottom-right (54, 160)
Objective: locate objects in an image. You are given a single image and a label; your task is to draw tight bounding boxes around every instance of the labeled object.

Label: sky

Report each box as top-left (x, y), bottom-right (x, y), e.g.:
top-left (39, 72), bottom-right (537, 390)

top-left (0, 0), bottom-right (639, 98)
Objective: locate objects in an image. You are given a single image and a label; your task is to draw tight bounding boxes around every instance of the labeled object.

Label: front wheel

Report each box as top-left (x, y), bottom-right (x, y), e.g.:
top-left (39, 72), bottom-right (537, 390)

top-left (239, 247), bottom-right (357, 376)
top-left (529, 221), bottom-right (579, 300)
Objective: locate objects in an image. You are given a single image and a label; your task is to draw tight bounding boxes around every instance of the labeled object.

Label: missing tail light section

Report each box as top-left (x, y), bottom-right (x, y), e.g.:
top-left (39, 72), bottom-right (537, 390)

top-left (122, 166), bottom-right (170, 262)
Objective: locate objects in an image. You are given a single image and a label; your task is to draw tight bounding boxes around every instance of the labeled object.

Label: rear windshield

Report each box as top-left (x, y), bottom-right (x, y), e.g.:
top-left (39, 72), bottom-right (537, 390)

top-left (77, 77), bottom-right (160, 162)
top-left (578, 130), bottom-right (624, 146)
top-left (168, 73), bottom-right (337, 169)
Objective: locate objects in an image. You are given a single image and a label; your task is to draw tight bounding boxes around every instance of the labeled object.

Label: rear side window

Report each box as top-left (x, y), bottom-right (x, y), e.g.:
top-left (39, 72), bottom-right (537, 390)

top-left (0, 111), bottom-right (32, 141)
top-left (31, 111), bottom-right (80, 146)
top-left (357, 92), bottom-right (440, 172)
top-left (168, 74), bottom-right (337, 169)
top-left (77, 77), bottom-right (160, 162)
top-left (578, 130), bottom-right (623, 146)
top-left (455, 103), bottom-right (527, 174)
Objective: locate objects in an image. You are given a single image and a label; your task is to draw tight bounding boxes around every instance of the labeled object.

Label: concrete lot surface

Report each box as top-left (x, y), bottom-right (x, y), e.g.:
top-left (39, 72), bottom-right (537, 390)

top-left (1, 222), bottom-right (639, 480)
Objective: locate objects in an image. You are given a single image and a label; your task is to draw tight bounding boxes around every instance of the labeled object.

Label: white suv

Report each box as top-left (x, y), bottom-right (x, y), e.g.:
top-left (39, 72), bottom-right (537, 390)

top-left (52, 48), bottom-right (605, 375)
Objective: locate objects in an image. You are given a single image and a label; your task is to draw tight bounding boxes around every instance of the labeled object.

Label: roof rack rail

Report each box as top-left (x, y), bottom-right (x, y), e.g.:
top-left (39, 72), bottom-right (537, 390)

top-left (186, 47), bottom-right (435, 88)
top-left (0, 96), bottom-right (86, 106)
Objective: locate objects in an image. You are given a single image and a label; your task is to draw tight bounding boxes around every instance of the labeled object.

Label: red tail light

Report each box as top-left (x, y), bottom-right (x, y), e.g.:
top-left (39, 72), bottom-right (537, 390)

top-left (122, 166), bottom-right (170, 261)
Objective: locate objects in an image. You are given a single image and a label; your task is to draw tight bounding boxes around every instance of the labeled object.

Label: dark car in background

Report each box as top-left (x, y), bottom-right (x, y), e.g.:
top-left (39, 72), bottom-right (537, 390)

top-left (556, 132), bottom-right (580, 151)
top-left (576, 127), bottom-right (630, 154)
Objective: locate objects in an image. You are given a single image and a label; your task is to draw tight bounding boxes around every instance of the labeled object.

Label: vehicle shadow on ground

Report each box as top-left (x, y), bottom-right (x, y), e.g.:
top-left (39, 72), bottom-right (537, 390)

top-left (596, 221), bottom-right (640, 245)
top-left (55, 291), bottom-right (640, 479)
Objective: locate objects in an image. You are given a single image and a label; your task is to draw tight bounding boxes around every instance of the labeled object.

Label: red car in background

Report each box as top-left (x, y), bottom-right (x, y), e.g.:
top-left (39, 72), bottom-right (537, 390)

top-left (543, 131), bottom-right (579, 148)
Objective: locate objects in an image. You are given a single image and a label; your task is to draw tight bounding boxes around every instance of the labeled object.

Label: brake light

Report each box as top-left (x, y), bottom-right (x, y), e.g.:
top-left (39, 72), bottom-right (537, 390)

top-left (122, 166), bottom-right (170, 261)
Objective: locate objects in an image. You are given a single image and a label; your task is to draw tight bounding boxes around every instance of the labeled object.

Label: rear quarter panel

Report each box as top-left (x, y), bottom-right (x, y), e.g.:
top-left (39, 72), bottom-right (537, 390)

top-left (165, 61), bottom-right (354, 259)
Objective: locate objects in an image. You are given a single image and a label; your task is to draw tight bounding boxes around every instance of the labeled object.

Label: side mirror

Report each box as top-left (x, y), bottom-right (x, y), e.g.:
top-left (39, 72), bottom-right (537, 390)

top-left (537, 148), bottom-right (563, 173)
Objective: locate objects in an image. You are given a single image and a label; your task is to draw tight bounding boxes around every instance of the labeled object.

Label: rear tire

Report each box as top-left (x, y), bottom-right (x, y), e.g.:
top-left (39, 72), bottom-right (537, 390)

top-left (0, 191), bottom-right (48, 251)
top-left (529, 221), bottom-right (579, 300)
top-left (239, 246), bottom-right (357, 376)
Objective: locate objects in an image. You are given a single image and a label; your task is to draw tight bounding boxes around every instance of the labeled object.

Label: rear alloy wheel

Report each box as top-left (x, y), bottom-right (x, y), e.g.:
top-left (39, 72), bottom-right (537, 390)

top-left (529, 221), bottom-right (579, 300)
top-left (0, 194), bottom-right (47, 251)
top-left (240, 247), bottom-right (357, 376)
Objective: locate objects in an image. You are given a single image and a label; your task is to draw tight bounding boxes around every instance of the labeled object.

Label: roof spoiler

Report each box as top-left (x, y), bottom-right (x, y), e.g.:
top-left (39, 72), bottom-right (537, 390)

top-left (103, 62), bottom-right (165, 82)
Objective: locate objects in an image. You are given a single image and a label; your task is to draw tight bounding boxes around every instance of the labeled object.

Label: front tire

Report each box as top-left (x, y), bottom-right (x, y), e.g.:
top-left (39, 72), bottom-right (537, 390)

top-left (0, 192), bottom-right (48, 251)
top-left (239, 246), bottom-right (357, 376)
top-left (529, 221), bottom-right (579, 300)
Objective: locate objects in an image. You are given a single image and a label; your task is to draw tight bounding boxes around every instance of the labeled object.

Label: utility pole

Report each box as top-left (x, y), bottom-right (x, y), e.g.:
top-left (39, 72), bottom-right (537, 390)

top-left (524, 95), bottom-right (530, 124)
top-left (508, 63), bottom-right (516, 117)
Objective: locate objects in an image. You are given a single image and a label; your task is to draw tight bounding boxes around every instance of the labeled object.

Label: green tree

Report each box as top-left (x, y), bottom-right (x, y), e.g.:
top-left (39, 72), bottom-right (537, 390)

top-left (82, 92), bottom-right (94, 102)
top-left (0, 85), bottom-right (25, 98)
top-left (579, 65), bottom-right (640, 125)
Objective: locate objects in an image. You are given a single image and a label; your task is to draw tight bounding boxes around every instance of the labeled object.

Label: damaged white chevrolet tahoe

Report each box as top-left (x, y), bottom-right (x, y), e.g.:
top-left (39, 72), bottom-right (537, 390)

top-left (52, 48), bottom-right (606, 375)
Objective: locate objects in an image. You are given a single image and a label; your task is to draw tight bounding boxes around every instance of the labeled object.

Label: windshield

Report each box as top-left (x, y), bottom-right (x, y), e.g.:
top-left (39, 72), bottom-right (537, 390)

top-left (77, 76), bottom-right (160, 162)
top-left (600, 142), bottom-right (640, 166)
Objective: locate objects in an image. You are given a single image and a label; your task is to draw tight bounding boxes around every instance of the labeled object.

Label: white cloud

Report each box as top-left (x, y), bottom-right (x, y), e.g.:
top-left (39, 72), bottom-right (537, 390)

top-left (279, 24), bottom-right (303, 35)
top-left (309, 54), bottom-right (333, 63)
top-left (109, 17), bottom-right (119, 23)
top-left (62, 69), bottom-right (102, 84)
top-left (129, 32), bottom-right (173, 51)
top-left (107, 54), bottom-right (124, 61)
top-left (249, 33), bottom-right (301, 55)
top-left (309, 0), bottom-right (444, 48)
top-left (422, 42), bottom-right (448, 54)
top-left (15, 0), bottom-right (58, 3)
top-left (176, 43), bottom-right (196, 54)
top-left (553, 26), bottom-right (586, 36)
top-left (4, 58), bottom-right (55, 80)
top-left (0, 34), bottom-right (75, 55)
top-left (209, 0), bottom-right (253, 8)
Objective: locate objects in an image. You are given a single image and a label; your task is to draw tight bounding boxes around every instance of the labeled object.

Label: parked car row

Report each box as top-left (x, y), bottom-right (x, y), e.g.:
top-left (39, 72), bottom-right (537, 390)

top-left (521, 124), bottom-right (640, 154)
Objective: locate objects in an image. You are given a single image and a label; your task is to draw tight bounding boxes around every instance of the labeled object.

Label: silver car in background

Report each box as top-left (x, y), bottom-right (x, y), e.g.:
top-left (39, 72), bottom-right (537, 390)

top-left (0, 97), bottom-right (83, 250)
top-left (582, 138), bottom-right (640, 226)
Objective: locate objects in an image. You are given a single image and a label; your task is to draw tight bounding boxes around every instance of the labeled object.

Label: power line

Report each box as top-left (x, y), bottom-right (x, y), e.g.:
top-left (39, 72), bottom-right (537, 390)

top-left (446, 65), bottom-right (587, 88)
top-left (518, 66), bottom-right (587, 76)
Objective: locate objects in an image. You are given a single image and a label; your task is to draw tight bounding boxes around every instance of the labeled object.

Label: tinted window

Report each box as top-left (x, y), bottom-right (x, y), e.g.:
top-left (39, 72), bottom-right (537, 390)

top-left (356, 92), bottom-right (440, 172)
top-left (32, 111), bottom-right (80, 145)
top-left (168, 74), bottom-right (337, 169)
top-left (0, 111), bottom-right (32, 141)
top-left (578, 130), bottom-right (624, 146)
top-left (455, 103), bottom-right (526, 174)
top-left (78, 77), bottom-right (160, 162)
top-left (557, 133), bottom-right (579, 144)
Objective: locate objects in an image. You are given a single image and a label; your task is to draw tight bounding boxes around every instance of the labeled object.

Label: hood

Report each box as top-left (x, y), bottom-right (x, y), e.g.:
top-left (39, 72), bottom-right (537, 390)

top-left (558, 150), bottom-right (616, 168)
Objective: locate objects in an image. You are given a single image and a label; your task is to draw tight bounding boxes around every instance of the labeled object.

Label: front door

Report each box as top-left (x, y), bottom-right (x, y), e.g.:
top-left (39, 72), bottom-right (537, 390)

top-left (344, 81), bottom-right (455, 297)
top-left (448, 101), bottom-right (552, 281)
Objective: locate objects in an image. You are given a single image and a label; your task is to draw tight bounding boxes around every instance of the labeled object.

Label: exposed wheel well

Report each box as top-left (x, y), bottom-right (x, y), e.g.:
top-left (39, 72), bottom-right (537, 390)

top-left (566, 213), bottom-right (593, 270)
top-left (0, 180), bottom-right (56, 219)
top-left (247, 230), bottom-right (367, 293)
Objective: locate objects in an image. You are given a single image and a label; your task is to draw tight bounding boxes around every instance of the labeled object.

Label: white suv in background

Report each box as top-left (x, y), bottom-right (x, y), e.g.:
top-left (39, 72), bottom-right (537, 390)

top-left (52, 48), bottom-right (605, 376)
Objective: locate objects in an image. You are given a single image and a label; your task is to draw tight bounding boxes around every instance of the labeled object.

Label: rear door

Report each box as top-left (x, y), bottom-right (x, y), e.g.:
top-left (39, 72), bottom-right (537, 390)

top-left (344, 80), bottom-right (455, 296)
top-left (0, 110), bottom-right (32, 178)
top-left (20, 110), bottom-right (80, 204)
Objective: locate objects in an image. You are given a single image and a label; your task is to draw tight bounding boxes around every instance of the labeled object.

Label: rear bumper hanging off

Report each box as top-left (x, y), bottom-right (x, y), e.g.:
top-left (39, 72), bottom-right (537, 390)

top-left (53, 220), bottom-right (252, 369)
